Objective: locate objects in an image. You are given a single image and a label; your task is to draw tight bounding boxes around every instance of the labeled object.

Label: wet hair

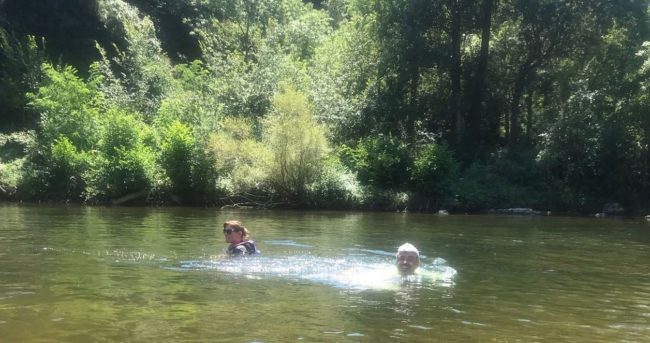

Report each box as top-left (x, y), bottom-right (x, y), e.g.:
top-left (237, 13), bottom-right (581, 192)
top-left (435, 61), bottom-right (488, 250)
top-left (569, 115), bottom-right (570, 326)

top-left (223, 220), bottom-right (250, 240)
top-left (396, 243), bottom-right (419, 257)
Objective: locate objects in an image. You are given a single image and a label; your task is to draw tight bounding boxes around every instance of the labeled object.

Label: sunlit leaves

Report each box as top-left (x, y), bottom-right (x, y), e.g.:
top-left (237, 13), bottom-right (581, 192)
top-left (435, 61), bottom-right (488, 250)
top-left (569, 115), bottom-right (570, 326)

top-left (96, 0), bottom-right (174, 118)
top-left (28, 64), bottom-right (103, 151)
top-left (160, 121), bottom-right (194, 193)
top-left (207, 117), bottom-right (270, 194)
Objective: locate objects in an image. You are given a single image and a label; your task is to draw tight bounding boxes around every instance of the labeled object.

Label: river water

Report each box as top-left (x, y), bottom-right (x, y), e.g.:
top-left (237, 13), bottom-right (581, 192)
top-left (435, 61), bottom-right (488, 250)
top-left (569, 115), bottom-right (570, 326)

top-left (1, 204), bottom-right (649, 342)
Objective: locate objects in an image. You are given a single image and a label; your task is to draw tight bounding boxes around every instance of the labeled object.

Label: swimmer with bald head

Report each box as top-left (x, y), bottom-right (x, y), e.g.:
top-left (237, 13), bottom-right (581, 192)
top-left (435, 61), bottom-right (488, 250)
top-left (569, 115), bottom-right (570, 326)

top-left (396, 243), bottom-right (420, 276)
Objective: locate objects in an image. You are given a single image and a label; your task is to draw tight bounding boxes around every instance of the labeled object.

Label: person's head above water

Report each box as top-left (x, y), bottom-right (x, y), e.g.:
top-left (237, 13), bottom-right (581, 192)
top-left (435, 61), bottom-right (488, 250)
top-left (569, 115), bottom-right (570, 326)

top-left (396, 243), bottom-right (420, 276)
top-left (223, 220), bottom-right (250, 244)
top-left (222, 220), bottom-right (258, 256)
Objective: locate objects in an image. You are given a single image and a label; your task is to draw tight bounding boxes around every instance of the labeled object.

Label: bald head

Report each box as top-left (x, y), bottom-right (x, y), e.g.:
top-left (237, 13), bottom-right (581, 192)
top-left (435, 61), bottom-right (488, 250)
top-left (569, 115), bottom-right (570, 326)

top-left (396, 243), bottom-right (420, 275)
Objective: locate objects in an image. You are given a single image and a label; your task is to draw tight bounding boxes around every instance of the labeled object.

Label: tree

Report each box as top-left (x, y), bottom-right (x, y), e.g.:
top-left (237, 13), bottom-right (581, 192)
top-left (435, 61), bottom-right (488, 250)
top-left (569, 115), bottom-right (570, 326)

top-left (465, 0), bottom-right (494, 149)
top-left (95, 0), bottom-right (174, 119)
top-left (0, 29), bottom-right (45, 128)
top-left (448, 0), bottom-right (464, 144)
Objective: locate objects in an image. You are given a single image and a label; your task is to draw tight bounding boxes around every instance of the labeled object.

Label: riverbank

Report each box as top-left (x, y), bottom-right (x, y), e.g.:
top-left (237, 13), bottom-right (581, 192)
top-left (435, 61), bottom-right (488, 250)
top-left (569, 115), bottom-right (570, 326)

top-left (3, 197), bottom-right (649, 220)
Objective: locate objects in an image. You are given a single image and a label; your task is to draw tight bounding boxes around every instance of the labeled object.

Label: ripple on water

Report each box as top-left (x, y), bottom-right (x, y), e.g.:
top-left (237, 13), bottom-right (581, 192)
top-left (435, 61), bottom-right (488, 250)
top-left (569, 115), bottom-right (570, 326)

top-left (408, 325), bottom-right (432, 330)
top-left (461, 320), bottom-right (488, 327)
top-left (514, 318), bottom-right (535, 324)
top-left (346, 332), bottom-right (364, 337)
top-left (344, 247), bottom-right (395, 257)
top-left (263, 240), bottom-right (313, 248)
top-left (323, 330), bottom-right (343, 335)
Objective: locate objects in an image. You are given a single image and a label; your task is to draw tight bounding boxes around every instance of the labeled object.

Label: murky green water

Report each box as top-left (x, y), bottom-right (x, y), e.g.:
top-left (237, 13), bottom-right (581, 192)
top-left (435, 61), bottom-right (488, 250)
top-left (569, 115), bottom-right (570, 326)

top-left (1, 204), bottom-right (650, 342)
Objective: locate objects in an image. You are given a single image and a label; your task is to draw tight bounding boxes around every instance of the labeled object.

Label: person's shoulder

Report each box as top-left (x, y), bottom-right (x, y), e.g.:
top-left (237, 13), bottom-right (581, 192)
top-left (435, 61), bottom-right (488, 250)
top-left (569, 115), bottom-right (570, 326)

top-left (232, 240), bottom-right (258, 255)
top-left (225, 244), bottom-right (241, 256)
top-left (242, 240), bottom-right (259, 254)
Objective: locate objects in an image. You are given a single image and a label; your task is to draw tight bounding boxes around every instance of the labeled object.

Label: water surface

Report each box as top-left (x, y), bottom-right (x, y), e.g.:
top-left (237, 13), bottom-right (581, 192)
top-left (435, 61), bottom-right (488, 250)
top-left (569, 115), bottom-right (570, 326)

top-left (1, 204), bottom-right (649, 342)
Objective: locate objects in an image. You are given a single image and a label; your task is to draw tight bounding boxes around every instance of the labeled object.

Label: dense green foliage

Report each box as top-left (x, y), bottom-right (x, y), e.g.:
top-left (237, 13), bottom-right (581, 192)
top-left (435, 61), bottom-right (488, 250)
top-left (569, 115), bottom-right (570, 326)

top-left (341, 136), bottom-right (411, 190)
top-left (1, 0), bottom-right (649, 214)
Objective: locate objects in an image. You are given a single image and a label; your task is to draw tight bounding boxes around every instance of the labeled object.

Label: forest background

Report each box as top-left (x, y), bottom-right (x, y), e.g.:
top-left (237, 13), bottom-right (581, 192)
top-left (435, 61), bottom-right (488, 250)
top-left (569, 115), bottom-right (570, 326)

top-left (0, 0), bottom-right (649, 215)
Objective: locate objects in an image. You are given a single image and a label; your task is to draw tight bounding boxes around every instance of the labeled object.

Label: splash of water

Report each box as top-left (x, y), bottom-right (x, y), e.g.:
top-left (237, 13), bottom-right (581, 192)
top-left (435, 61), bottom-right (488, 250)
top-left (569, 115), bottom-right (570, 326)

top-left (178, 253), bottom-right (456, 290)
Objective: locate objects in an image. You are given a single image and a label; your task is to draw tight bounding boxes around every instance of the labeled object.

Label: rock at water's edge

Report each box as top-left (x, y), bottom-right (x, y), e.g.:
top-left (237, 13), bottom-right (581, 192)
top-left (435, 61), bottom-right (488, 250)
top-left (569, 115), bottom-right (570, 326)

top-left (603, 202), bottom-right (625, 216)
top-left (487, 208), bottom-right (543, 216)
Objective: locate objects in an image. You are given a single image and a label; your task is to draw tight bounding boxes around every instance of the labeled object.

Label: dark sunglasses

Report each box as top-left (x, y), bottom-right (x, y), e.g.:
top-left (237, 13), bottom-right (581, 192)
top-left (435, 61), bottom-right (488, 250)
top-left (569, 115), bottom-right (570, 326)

top-left (223, 228), bottom-right (238, 235)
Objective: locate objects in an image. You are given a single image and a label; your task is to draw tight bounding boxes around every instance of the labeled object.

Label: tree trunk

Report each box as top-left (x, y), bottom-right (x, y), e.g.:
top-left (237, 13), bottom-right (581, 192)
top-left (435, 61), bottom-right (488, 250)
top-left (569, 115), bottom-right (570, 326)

top-left (241, 0), bottom-right (257, 63)
top-left (406, 70), bottom-right (419, 143)
top-left (509, 61), bottom-right (534, 148)
top-left (525, 91), bottom-right (533, 141)
top-left (644, 127), bottom-right (650, 201)
top-left (449, 0), bottom-right (463, 144)
top-left (467, 0), bottom-right (494, 140)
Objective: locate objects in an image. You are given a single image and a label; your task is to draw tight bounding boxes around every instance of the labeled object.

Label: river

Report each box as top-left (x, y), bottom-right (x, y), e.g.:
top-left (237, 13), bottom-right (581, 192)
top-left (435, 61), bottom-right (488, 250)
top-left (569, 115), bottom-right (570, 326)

top-left (1, 204), bottom-right (649, 342)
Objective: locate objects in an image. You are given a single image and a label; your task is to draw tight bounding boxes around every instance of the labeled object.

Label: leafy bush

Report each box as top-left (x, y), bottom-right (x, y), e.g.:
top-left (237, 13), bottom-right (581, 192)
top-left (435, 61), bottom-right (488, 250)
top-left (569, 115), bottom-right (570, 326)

top-left (96, 0), bottom-right (173, 119)
top-left (451, 162), bottom-right (498, 212)
top-left (48, 136), bottom-right (86, 197)
top-left (452, 157), bottom-right (546, 213)
top-left (0, 132), bottom-right (30, 197)
top-left (340, 135), bottom-right (411, 190)
top-left (95, 145), bottom-right (156, 199)
top-left (160, 121), bottom-right (194, 194)
top-left (208, 48), bottom-right (289, 121)
top-left (535, 87), bottom-right (636, 212)
top-left (158, 120), bottom-right (219, 202)
top-left (305, 156), bottom-right (364, 209)
top-left (208, 117), bottom-right (270, 196)
top-left (26, 62), bottom-right (104, 199)
top-left (87, 109), bottom-right (156, 200)
top-left (9, 134), bottom-right (88, 201)
top-left (155, 61), bottom-right (225, 140)
top-left (100, 108), bottom-right (143, 157)
top-left (0, 29), bottom-right (46, 128)
top-left (157, 104), bottom-right (220, 203)
top-left (411, 143), bottom-right (458, 198)
top-left (0, 158), bottom-right (24, 198)
top-left (188, 140), bottom-right (220, 203)
top-left (156, 89), bottom-right (222, 139)
top-left (0, 131), bottom-right (34, 161)
top-left (306, 17), bottom-right (378, 143)
top-left (268, 7), bottom-right (332, 60)
top-left (28, 63), bottom-right (103, 150)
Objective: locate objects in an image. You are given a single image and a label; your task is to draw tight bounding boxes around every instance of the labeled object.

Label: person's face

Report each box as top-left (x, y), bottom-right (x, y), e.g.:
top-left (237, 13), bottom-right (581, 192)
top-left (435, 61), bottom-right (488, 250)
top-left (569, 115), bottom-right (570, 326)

top-left (223, 226), bottom-right (243, 244)
top-left (396, 251), bottom-right (420, 275)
